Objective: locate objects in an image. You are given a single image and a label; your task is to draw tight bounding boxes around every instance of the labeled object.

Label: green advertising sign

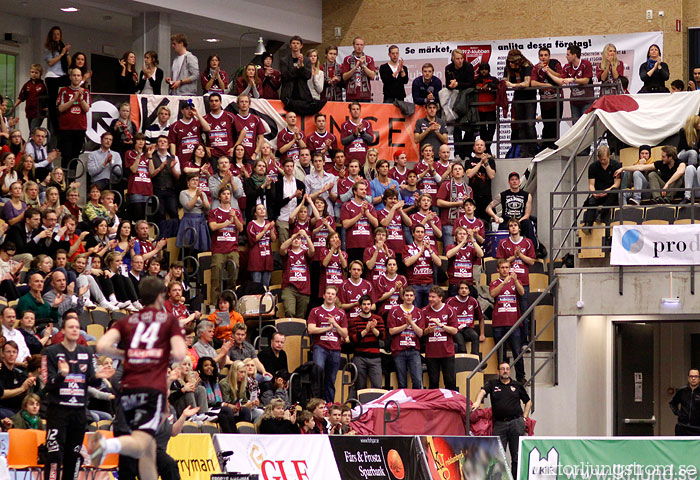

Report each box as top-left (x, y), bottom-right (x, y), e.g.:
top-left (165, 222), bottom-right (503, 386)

top-left (519, 438), bottom-right (700, 480)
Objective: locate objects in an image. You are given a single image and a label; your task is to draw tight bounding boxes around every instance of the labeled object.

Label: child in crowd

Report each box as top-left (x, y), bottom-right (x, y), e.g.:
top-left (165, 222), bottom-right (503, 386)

top-left (327, 404), bottom-right (344, 434)
top-left (296, 410), bottom-right (316, 434)
top-left (14, 64), bottom-right (48, 132)
top-left (207, 292), bottom-right (244, 341)
top-left (306, 398), bottom-right (328, 434)
top-left (9, 393), bottom-right (44, 430)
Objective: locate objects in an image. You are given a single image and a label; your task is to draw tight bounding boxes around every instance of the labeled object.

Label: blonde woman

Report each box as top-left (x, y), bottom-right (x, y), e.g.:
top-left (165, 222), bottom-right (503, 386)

top-left (218, 360), bottom-right (253, 424)
top-left (41, 185), bottom-right (61, 214)
top-left (15, 153), bottom-right (36, 184)
top-left (22, 180), bottom-right (40, 208)
top-left (258, 398), bottom-right (298, 434)
top-left (363, 147), bottom-right (379, 180)
top-left (597, 43), bottom-right (625, 94)
top-left (307, 49), bottom-right (324, 100)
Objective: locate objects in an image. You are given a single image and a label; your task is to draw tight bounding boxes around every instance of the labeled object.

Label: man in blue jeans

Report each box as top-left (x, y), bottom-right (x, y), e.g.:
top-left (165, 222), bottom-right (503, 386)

top-left (387, 286), bottom-right (425, 389)
top-left (307, 285), bottom-right (348, 402)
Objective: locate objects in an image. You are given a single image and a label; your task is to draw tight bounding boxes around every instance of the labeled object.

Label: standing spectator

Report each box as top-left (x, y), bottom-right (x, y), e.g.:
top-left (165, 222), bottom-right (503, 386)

top-left (341, 37), bottom-right (376, 102)
top-left (14, 64), bottom-right (48, 133)
top-left (387, 286), bottom-right (424, 389)
top-left (145, 106), bottom-right (171, 144)
top-left (531, 48), bottom-right (564, 149)
top-left (504, 50), bottom-right (536, 156)
top-left (341, 181), bottom-right (378, 263)
top-left (348, 295), bottom-right (384, 396)
top-left (124, 133), bottom-right (154, 221)
top-left (318, 230), bottom-right (347, 301)
top-left (379, 45), bottom-right (408, 104)
top-left (277, 111), bottom-right (307, 163)
top-left (307, 286), bottom-right (348, 402)
top-left (414, 103), bottom-right (448, 163)
top-left (305, 152), bottom-right (336, 215)
top-left (437, 162), bottom-right (472, 247)
top-left (116, 51), bottom-right (139, 94)
top-left (243, 159), bottom-right (275, 221)
top-left (389, 151), bottom-right (409, 185)
top-left (233, 94), bottom-right (265, 161)
top-left (618, 145), bottom-right (685, 205)
top-left (110, 102), bottom-right (137, 157)
top-left (137, 51), bottom-right (163, 95)
top-left (410, 194), bottom-right (442, 247)
top-left (374, 257), bottom-right (406, 318)
top-left (465, 140), bottom-right (496, 222)
top-left (475, 63), bottom-right (499, 154)
top-left (403, 224), bottom-right (441, 308)
top-left (280, 230), bottom-right (314, 318)
top-left (208, 185), bottom-right (244, 300)
top-left (201, 54), bottom-right (229, 95)
top-left (338, 260), bottom-right (374, 322)
top-left (472, 362), bottom-right (531, 478)
top-left (307, 49), bottom-right (325, 101)
top-left (445, 49), bottom-right (476, 159)
top-left (639, 44), bottom-right (669, 93)
top-left (581, 145), bottom-right (621, 227)
top-left (247, 203), bottom-right (276, 287)
top-left (273, 158), bottom-right (305, 243)
top-left (177, 173), bottom-right (211, 253)
top-left (280, 36), bottom-right (316, 111)
top-left (69, 52), bottom-right (92, 88)
top-left (258, 52), bottom-right (282, 100)
top-left (446, 281), bottom-right (485, 355)
top-left (87, 132), bottom-right (121, 190)
top-left (168, 102), bottom-right (210, 168)
top-left (597, 43), bottom-right (626, 95)
top-left (669, 368), bottom-right (700, 435)
top-left (370, 160), bottom-right (400, 210)
top-left (363, 227), bottom-right (395, 283)
top-left (56, 69), bottom-right (90, 167)
top-left (412, 63), bottom-right (442, 106)
top-left (235, 64), bottom-right (261, 98)
top-left (166, 33), bottom-right (199, 95)
top-left (341, 102), bottom-right (374, 165)
top-left (151, 135), bottom-right (181, 220)
top-left (307, 113), bottom-right (338, 164)
top-left (446, 226), bottom-right (483, 298)
top-left (688, 66), bottom-right (700, 91)
top-left (322, 46), bottom-right (344, 102)
top-left (489, 259), bottom-right (526, 383)
top-left (422, 286), bottom-right (459, 391)
top-left (553, 44), bottom-right (594, 124)
top-left (453, 198), bottom-right (486, 246)
top-left (43, 26), bottom-right (70, 136)
top-left (378, 189), bottom-right (411, 266)
top-left (203, 93), bottom-right (235, 159)
top-left (486, 172), bottom-right (536, 246)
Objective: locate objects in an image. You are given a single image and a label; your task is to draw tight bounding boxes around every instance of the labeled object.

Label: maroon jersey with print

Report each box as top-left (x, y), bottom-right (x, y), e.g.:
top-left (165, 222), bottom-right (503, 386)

top-left (446, 295), bottom-right (483, 330)
top-left (340, 119), bottom-right (373, 165)
top-left (446, 243), bottom-right (479, 285)
top-left (233, 113), bottom-right (265, 159)
top-left (422, 303), bottom-right (459, 358)
top-left (277, 128), bottom-right (306, 163)
top-left (490, 277), bottom-right (520, 327)
top-left (204, 111), bottom-right (235, 159)
top-left (114, 308), bottom-right (184, 393)
top-left (208, 207), bottom-right (243, 254)
top-left (387, 305), bottom-right (424, 354)
top-left (338, 278), bottom-right (374, 320)
top-left (375, 273), bottom-right (407, 315)
top-left (57, 86), bottom-right (90, 130)
top-left (282, 248), bottom-right (311, 295)
top-left (307, 131), bottom-right (338, 164)
top-left (341, 200), bottom-right (376, 249)
top-left (563, 59), bottom-right (594, 106)
top-left (125, 150), bottom-right (154, 196)
top-left (311, 216), bottom-right (336, 261)
top-left (453, 215), bottom-right (485, 241)
top-left (403, 242), bottom-right (438, 285)
top-left (18, 79), bottom-right (47, 119)
top-left (307, 305), bottom-right (347, 351)
top-left (410, 212), bottom-right (442, 247)
top-left (414, 160), bottom-right (439, 200)
top-left (496, 237), bottom-right (535, 286)
top-left (247, 220), bottom-right (274, 271)
top-left (389, 166), bottom-right (410, 186)
top-left (377, 207), bottom-right (407, 253)
top-left (318, 247), bottom-right (347, 296)
top-left (290, 219), bottom-right (311, 252)
top-left (437, 181), bottom-right (473, 225)
top-left (363, 245), bottom-right (395, 283)
top-left (168, 118), bottom-right (201, 166)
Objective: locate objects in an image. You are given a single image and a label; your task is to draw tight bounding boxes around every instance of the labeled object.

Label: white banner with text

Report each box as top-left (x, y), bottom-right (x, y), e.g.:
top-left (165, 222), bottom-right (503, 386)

top-left (611, 224), bottom-right (700, 265)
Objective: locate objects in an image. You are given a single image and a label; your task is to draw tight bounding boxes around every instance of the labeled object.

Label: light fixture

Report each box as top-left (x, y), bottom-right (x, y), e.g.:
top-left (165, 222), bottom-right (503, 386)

top-left (661, 272), bottom-right (681, 306)
top-left (60, 7), bottom-right (79, 12)
top-left (204, 38), bottom-right (221, 43)
top-left (254, 36), bottom-right (265, 55)
top-left (239, 32), bottom-right (265, 67)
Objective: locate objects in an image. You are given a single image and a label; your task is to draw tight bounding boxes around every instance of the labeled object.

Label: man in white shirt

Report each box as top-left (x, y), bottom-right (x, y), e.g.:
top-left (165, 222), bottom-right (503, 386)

top-left (274, 158), bottom-right (305, 244)
top-left (0, 307), bottom-right (31, 366)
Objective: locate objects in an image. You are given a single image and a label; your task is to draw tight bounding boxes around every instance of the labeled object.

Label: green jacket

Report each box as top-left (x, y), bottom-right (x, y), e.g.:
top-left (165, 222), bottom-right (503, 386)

top-left (16, 292), bottom-right (58, 323)
top-left (219, 378), bottom-right (249, 405)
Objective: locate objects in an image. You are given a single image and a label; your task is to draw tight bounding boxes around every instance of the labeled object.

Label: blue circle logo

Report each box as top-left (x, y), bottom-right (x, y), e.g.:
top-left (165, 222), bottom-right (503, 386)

top-left (621, 229), bottom-right (644, 253)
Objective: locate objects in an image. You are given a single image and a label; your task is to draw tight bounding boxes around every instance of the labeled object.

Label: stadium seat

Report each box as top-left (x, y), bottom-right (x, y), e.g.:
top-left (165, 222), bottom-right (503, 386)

top-left (533, 296), bottom-right (555, 347)
top-left (610, 207), bottom-right (644, 225)
top-left (334, 355), bottom-right (354, 404)
top-left (236, 422), bottom-right (257, 434)
top-left (530, 259), bottom-right (546, 274)
top-left (578, 221), bottom-right (606, 259)
top-left (483, 257), bottom-right (498, 280)
top-left (86, 324), bottom-right (105, 340)
top-left (90, 308), bottom-right (111, 328)
top-left (110, 311), bottom-right (127, 322)
top-left (270, 270), bottom-right (283, 286)
top-left (274, 318), bottom-right (307, 373)
top-left (480, 320), bottom-right (498, 374)
top-left (166, 237), bottom-right (180, 264)
top-left (180, 422), bottom-right (200, 433)
top-left (455, 353), bottom-right (483, 403)
top-left (619, 147), bottom-right (639, 167)
top-left (83, 431), bottom-right (119, 473)
top-left (79, 309), bottom-right (93, 330)
top-left (675, 206), bottom-right (700, 224)
top-left (357, 388), bottom-right (387, 404)
top-left (200, 421), bottom-right (220, 434)
top-left (529, 273), bottom-right (549, 293)
top-left (650, 146), bottom-right (664, 162)
top-left (644, 206), bottom-right (675, 224)
top-left (7, 429), bottom-right (42, 475)
top-left (96, 419), bottom-right (112, 430)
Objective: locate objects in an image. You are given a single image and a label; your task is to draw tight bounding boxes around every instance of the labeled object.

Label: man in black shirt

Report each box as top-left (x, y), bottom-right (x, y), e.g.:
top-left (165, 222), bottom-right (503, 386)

top-left (472, 362), bottom-right (531, 478)
top-left (669, 368), bottom-right (700, 436)
top-left (582, 146), bottom-right (621, 228)
top-left (486, 172), bottom-right (537, 246)
top-left (466, 139), bottom-right (497, 221)
top-left (0, 340), bottom-right (34, 418)
top-left (445, 49), bottom-right (476, 160)
top-left (379, 45), bottom-right (408, 104)
top-left (617, 145), bottom-right (686, 204)
top-left (258, 332), bottom-right (289, 376)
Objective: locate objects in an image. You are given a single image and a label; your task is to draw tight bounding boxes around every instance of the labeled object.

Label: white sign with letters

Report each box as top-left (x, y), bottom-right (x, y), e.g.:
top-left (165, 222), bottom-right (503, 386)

top-left (611, 224), bottom-right (700, 265)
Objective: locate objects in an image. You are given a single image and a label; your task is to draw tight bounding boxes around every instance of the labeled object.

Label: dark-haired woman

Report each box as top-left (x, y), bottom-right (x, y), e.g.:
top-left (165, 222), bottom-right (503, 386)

top-left (116, 51), bottom-right (139, 94)
top-left (137, 51), bottom-right (164, 95)
top-left (43, 26), bottom-right (71, 134)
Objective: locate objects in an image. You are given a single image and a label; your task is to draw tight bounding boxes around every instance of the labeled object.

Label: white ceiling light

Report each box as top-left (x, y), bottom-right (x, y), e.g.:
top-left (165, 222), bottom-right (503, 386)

top-left (60, 7), bottom-right (79, 12)
top-left (204, 38), bottom-right (221, 43)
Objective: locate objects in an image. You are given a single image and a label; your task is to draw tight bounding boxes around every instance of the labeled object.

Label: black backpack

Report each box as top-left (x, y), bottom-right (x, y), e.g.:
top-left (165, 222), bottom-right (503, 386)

top-left (290, 361), bottom-right (324, 407)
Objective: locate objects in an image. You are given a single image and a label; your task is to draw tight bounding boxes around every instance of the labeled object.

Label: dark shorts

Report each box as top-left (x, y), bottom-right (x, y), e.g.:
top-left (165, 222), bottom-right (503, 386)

top-left (119, 389), bottom-right (165, 436)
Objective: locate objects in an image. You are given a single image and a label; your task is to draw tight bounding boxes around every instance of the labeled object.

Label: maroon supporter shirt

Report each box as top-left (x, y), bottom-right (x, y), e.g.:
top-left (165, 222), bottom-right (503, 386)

top-left (247, 220), bottom-right (274, 271)
top-left (363, 245), bottom-right (395, 283)
top-left (318, 247), bottom-right (347, 296)
top-left (422, 303), bottom-right (459, 358)
top-left (453, 216), bottom-right (485, 241)
top-left (307, 131), bottom-right (338, 163)
top-left (114, 307), bottom-right (184, 393)
top-left (57, 86), bottom-right (90, 130)
top-left (434, 161), bottom-right (451, 181)
top-left (233, 113), bottom-right (265, 159)
top-left (446, 296), bottom-right (483, 330)
top-left (277, 128), bottom-right (306, 163)
top-left (204, 111), bottom-right (235, 159)
top-left (182, 160), bottom-right (214, 201)
top-left (336, 177), bottom-right (368, 207)
top-left (375, 273), bottom-right (407, 315)
top-left (387, 305), bottom-right (424, 354)
top-left (414, 160), bottom-right (439, 200)
top-left (290, 219), bottom-right (311, 252)
top-left (338, 278), bottom-right (374, 320)
top-left (341, 55), bottom-right (375, 102)
top-left (447, 243), bottom-right (479, 285)
top-left (307, 305), bottom-right (347, 351)
top-left (282, 248), bottom-right (311, 295)
top-left (377, 208), bottom-right (407, 253)
top-left (490, 277), bottom-right (520, 327)
top-left (410, 212), bottom-right (442, 247)
top-left (208, 207), bottom-right (243, 254)
top-left (496, 237), bottom-right (535, 286)
top-left (168, 118), bottom-right (201, 166)
top-left (311, 216), bottom-right (336, 262)
top-left (532, 61), bottom-right (564, 102)
top-left (18, 79), bottom-right (47, 119)
top-left (125, 150), bottom-right (154, 196)
top-left (341, 200), bottom-right (377, 249)
top-left (563, 59), bottom-right (594, 106)
top-left (389, 166), bottom-right (410, 186)
top-left (437, 180), bottom-right (473, 225)
top-left (341, 119), bottom-right (373, 164)
top-left (403, 242), bottom-right (438, 285)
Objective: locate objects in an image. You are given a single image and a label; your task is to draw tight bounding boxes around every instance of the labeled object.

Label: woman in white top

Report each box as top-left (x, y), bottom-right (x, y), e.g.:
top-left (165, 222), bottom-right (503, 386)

top-left (307, 49), bottom-right (325, 101)
top-left (0, 152), bottom-right (18, 197)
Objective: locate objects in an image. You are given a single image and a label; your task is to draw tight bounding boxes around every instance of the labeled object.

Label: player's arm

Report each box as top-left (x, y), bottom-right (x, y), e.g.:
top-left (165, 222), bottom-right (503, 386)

top-left (96, 328), bottom-right (125, 359)
top-left (170, 335), bottom-right (187, 363)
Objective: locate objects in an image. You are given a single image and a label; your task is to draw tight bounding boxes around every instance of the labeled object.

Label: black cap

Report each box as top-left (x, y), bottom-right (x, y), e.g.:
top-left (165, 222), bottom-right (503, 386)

top-left (261, 51), bottom-right (273, 62)
top-left (639, 144), bottom-right (651, 155)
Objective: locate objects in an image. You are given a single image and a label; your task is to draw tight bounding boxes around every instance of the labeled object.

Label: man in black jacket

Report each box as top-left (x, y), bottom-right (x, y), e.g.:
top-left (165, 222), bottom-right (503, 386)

top-left (445, 49), bottom-right (476, 160)
top-left (379, 45), bottom-right (409, 104)
top-left (280, 36), bottom-right (325, 114)
top-left (272, 158), bottom-right (306, 243)
top-left (670, 368), bottom-right (700, 435)
top-left (5, 207), bottom-right (43, 260)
